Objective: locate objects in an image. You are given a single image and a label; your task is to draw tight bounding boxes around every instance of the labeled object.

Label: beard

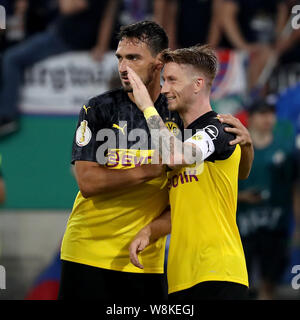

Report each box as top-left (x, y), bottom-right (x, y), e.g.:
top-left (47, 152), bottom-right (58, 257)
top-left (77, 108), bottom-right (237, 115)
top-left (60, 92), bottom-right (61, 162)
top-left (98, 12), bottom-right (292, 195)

top-left (122, 83), bottom-right (133, 92)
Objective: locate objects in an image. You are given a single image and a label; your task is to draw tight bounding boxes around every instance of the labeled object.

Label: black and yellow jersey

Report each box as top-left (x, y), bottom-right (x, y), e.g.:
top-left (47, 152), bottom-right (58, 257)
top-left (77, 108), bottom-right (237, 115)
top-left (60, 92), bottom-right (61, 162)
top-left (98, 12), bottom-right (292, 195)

top-left (61, 88), bottom-right (182, 273)
top-left (167, 111), bottom-right (248, 293)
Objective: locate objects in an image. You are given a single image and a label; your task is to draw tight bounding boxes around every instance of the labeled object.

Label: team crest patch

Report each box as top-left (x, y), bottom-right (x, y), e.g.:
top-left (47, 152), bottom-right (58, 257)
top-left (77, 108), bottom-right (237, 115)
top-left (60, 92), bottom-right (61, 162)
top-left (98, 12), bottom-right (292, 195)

top-left (191, 133), bottom-right (203, 141)
top-left (165, 121), bottom-right (180, 136)
top-left (76, 120), bottom-right (92, 147)
top-left (203, 125), bottom-right (218, 140)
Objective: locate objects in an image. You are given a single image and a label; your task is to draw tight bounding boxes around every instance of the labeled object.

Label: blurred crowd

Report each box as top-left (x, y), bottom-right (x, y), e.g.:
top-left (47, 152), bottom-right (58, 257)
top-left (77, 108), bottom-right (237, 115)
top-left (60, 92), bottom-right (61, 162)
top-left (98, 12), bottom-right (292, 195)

top-left (0, 0), bottom-right (300, 128)
top-left (0, 0), bottom-right (300, 300)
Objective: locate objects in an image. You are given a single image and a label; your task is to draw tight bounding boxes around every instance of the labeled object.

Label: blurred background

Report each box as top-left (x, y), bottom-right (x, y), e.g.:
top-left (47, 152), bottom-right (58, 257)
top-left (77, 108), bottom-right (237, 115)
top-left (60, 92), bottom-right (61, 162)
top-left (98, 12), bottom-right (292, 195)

top-left (0, 0), bottom-right (299, 300)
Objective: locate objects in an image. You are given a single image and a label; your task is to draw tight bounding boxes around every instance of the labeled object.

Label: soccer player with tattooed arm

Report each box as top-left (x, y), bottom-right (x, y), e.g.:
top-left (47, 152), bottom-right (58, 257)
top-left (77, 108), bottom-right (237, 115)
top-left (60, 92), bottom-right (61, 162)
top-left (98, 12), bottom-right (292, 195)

top-left (128, 44), bottom-right (254, 300)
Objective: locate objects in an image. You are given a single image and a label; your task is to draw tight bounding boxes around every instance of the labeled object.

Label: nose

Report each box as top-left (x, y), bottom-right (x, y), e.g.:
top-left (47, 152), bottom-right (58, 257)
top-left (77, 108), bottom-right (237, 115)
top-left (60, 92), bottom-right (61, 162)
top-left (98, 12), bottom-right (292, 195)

top-left (161, 81), bottom-right (169, 95)
top-left (119, 59), bottom-right (127, 74)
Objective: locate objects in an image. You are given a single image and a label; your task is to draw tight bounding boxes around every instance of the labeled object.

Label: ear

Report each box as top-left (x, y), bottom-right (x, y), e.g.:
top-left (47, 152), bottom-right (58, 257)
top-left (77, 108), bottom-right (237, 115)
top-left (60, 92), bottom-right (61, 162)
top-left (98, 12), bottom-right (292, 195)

top-left (154, 53), bottom-right (164, 71)
top-left (194, 77), bottom-right (204, 93)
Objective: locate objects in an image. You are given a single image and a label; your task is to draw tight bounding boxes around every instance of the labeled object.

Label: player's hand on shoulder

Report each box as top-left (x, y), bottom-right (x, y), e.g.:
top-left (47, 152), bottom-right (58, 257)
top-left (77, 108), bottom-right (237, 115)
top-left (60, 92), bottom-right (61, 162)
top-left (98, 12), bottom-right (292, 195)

top-left (218, 113), bottom-right (253, 147)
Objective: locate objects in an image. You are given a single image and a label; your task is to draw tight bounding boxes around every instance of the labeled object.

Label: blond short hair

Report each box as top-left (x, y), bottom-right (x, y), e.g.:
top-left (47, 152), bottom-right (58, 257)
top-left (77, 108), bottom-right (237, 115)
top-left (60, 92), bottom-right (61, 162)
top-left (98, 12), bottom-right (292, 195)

top-left (161, 44), bottom-right (218, 89)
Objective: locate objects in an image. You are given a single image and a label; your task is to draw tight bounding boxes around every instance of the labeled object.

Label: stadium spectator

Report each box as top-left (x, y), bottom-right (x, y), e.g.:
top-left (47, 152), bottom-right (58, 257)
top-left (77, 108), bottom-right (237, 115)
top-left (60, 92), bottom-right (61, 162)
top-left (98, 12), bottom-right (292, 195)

top-left (275, 28), bottom-right (300, 65)
top-left (128, 45), bottom-right (254, 300)
top-left (25, 0), bottom-right (58, 38)
top-left (276, 83), bottom-right (300, 260)
top-left (3, 0), bottom-right (28, 48)
top-left (237, 99), bottom-right (297, 299)
top-left (271, 0), bottom-right (300, 65)
top-left (0, 0), bottom-right (119, 137)
top-left (155, 0), bottom-right (223, 50)
top-left (109, 0), bottom-right (163, 55)
top-left (221, 0), bottom-right (289, 89)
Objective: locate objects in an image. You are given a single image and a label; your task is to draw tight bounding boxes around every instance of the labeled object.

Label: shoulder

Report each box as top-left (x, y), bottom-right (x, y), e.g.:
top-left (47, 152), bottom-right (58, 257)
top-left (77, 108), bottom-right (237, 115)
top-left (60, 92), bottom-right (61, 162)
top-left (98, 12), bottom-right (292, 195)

top-left (204, 116), bottom-right (235, 143)
top-left (78, 88), bottom-right (125, 123)
top-left (203, 113), bottom-right (236, 161)
top-left (189, 111), bottom-right (235, 143)
top-left (88, 88), bottom-right (124, 108)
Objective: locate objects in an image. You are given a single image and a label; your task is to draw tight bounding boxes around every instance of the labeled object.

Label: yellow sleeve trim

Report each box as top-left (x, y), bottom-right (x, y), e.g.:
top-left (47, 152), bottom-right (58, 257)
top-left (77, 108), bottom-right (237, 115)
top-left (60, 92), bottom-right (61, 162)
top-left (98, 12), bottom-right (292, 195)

top-left (143, 106), bottom-right (159, 120)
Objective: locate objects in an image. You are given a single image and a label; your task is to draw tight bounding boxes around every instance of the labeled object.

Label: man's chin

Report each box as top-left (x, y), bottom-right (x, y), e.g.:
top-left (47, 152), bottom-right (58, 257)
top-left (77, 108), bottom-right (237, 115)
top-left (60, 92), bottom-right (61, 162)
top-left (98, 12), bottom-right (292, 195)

top-left (122, 84), bottom-right (133, 92)
top-left (167, 102), bottom-right (177, 111)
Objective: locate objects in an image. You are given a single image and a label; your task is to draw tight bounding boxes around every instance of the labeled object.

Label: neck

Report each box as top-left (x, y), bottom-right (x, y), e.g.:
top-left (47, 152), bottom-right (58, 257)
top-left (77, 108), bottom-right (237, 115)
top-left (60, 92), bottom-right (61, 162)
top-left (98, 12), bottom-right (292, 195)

top-left (180, 97), bottom-right (212, 128)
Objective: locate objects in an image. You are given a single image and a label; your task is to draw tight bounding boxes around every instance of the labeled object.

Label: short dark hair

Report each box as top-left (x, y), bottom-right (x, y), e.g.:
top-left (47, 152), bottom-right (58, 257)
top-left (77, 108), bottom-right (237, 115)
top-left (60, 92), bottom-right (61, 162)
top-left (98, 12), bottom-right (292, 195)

top-left (117, 20), bottom-right (169, 56)
top-left (248, 99), bottom-right (276, 114)
top-left (161, 44), bottom-right (218, 89)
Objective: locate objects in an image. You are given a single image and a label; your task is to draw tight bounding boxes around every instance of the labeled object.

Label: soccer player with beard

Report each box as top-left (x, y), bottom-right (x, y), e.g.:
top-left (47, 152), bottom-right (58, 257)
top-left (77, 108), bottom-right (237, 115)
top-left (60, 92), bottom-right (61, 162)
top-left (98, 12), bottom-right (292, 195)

top-left (59, 21), bottom-right (182, 301)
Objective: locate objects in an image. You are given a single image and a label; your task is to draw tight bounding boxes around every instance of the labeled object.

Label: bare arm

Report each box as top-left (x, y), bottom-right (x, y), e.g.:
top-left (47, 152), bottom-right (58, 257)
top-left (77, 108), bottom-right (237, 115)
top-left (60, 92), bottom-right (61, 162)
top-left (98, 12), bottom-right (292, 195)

top-left (154, 0), bottom-right (179, 49)
top-left (221, 0), bottom-right (251, 50)
top-left (293, 183), bottom-right (300, 246)
top-left (238, 142), bottom-right (254, 179)
top-left (275, 29), bottom-right (300, 56)
top-left (91, 0), bottom-right (119, 61)
top-left (0, 178), bottom-right (5, 204)
top-left (275, 1), bottom-right (289, 39)
top-left (218, 114), bottom-right (254, 179)
top-left (129, 207), bottom-right (171, 269)
top-left (153, 0), bottom-right (168, 25)
top-left (75, 160), bottom-right (164, 198)
top-left (207, 0), bottom-right (223, 47)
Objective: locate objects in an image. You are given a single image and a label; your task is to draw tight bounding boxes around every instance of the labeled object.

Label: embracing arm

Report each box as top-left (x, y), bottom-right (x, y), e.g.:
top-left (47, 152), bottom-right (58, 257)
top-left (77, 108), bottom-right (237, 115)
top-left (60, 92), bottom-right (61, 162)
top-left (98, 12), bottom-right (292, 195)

top-left (238, 142), bottom-right (254, 179)
top-left (75, 160), bottom-right (164, 198)
top-left (129, 207), bottom-right (171, 269)
top-left (218, 114), bottom-right (254, 179)
top-left (0, 177), bottom-right (5, 204)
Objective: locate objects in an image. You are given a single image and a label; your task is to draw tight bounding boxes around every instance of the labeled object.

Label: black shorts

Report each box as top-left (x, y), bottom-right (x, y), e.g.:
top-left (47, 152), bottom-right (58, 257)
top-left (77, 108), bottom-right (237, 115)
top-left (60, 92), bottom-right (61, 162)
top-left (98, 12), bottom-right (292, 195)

top-left (58, 260), bottom-right (168, 301)
top-left (168, 281), bottom-right (249, 301)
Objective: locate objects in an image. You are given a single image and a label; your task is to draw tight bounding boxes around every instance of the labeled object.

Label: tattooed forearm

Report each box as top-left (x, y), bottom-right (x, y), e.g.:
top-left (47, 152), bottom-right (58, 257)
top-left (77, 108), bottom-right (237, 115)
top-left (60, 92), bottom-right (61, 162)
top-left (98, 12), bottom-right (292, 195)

top-left (146, 115), bottom-right (202, 166)
top-left (146, 115), bottom-right (174, 163)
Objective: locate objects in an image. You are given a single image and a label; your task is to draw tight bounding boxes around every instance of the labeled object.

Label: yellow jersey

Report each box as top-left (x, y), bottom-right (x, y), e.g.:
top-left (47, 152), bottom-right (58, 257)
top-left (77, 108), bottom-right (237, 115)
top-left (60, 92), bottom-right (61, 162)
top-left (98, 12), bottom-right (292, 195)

top-left (167, 111), bottom-right (248, 293)
top-left (61, 89), bottom-right (182, 273)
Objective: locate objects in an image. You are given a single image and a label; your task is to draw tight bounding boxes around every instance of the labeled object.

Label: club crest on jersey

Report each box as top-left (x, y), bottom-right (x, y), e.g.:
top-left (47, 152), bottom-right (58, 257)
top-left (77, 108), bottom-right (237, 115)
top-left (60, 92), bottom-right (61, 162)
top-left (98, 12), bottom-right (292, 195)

top-left (203, 125), bottom-right (218, 140)
top-left (76, 120), bottom-right (92, 147)
top-left (191, 133), bottom-right (203, 141)
top-left (165, 121), bottom-right (180, 136)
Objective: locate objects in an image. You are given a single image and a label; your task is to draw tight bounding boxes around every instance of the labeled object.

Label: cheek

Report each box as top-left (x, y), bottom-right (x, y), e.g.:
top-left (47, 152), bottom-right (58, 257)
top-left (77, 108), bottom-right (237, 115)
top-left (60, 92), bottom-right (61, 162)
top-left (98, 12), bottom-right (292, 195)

top-left (179, 86), bottom-right (194, 102)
